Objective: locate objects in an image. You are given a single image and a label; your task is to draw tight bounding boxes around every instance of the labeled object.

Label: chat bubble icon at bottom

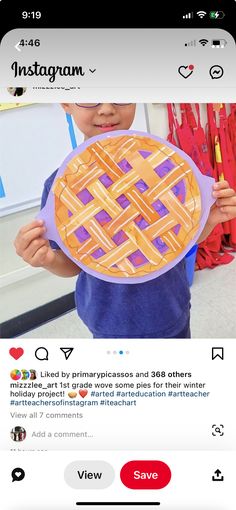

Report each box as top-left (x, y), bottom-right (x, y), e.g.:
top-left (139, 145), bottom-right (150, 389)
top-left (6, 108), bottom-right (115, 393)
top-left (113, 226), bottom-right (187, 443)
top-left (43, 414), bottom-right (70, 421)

top-left (11, 468), bottom-right (25, 482)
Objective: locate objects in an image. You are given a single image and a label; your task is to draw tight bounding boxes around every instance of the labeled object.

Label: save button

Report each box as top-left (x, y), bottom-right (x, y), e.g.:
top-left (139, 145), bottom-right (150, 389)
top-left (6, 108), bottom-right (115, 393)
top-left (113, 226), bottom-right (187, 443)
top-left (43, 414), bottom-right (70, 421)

top-left (120, 460), bottom-right (171, 489)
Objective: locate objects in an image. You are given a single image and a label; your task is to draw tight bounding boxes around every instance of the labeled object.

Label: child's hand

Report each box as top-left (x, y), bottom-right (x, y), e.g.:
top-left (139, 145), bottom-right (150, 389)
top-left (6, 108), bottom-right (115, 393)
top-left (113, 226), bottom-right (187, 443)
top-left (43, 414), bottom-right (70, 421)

top-left (208, 180), bottom-right (236, 227)
top-left (14, 220), bottom-right (56, 268)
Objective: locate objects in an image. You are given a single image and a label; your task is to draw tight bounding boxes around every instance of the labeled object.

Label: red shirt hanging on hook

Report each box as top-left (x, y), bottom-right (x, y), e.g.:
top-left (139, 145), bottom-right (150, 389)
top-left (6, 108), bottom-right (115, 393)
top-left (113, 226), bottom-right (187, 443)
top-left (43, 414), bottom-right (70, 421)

top-left (167, 103), bottom-right (234, 269)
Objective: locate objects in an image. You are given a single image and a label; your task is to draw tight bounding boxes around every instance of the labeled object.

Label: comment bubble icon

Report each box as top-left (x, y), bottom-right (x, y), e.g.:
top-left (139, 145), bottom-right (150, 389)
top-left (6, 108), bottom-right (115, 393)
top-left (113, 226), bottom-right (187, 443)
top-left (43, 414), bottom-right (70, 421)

top-left (11, 468), bottom-right (25, 482)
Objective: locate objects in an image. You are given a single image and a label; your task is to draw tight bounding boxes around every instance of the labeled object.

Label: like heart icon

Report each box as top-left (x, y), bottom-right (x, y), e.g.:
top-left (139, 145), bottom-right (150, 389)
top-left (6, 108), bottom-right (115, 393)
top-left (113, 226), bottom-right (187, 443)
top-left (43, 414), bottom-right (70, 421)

top-left (178, 64), bottom-right (194, 79)
top-left (9, 347), bottom-right (24, 360)
top-left (79, 389), bottom-right (88, 398)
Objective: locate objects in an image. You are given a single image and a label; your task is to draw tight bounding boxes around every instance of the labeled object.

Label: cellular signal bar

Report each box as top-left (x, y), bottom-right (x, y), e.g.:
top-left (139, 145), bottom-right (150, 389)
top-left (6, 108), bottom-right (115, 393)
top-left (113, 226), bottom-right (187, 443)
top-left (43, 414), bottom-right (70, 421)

top-left (185, 40), bottom-right (196, 46)
top-left (183, 12), bottom-right (194, 19)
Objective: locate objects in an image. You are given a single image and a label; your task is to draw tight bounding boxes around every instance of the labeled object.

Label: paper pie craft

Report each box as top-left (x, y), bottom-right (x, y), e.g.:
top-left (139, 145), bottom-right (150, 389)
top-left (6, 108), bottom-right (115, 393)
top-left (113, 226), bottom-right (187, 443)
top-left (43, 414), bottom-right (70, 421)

top-left (38, 130), bottom-right (215, 284)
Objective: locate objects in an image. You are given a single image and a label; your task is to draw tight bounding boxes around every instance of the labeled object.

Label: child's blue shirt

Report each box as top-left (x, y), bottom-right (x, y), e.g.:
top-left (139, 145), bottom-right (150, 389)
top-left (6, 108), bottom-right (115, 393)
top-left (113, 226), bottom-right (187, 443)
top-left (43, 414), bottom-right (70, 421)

top-left (41, 171), bottom-right (191, 338)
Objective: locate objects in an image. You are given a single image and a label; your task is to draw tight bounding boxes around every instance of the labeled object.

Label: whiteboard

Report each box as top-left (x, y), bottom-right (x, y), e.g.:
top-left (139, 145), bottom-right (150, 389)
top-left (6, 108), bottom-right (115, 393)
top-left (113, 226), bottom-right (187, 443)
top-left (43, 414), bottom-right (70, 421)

top-left (0, 103), bottom-right (148, 217)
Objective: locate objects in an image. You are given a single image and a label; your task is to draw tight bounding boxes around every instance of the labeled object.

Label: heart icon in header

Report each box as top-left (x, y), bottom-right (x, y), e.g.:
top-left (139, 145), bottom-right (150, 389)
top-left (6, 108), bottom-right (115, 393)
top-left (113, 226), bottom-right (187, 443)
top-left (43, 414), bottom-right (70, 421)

top-left (178, 64), bottom-right (195, 79)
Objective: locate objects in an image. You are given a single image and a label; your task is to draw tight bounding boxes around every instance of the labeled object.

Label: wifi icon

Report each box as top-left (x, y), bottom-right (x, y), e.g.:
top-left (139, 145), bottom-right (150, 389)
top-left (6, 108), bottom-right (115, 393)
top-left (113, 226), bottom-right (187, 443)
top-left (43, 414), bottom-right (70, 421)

top-left (197, 10), bottom-right (207, 18)
top-left (199, 39), bottom-right (209, 46)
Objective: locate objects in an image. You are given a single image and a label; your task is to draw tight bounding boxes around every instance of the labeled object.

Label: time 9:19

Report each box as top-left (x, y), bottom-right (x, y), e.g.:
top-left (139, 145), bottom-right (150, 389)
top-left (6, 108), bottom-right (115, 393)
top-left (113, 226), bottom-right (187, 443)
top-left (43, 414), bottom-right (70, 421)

top-left (22, 11), bottom-right (42, 19)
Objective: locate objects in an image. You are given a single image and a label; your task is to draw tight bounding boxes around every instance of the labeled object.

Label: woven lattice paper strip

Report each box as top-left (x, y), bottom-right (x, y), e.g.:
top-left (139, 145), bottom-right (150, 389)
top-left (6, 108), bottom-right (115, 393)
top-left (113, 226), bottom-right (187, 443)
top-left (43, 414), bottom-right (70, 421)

top-left (38, 130), bottom-right (215, 283)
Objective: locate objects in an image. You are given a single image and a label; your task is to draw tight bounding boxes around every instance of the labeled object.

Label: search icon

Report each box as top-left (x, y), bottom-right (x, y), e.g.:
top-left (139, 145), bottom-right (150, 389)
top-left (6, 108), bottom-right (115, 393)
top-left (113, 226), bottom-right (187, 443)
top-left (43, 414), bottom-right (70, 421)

top-left (35, 347), bottom-right (49, 361)
top-left (212, 424), bottom-right (224, 436)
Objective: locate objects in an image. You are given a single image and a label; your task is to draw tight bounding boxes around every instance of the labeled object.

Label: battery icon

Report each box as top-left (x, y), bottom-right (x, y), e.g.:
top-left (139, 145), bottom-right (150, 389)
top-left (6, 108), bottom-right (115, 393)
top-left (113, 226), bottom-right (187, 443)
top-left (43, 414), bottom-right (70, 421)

top-left (211, 39), bottom-right (227, 48)
top-left (210, 11), bottom-right (225, 19)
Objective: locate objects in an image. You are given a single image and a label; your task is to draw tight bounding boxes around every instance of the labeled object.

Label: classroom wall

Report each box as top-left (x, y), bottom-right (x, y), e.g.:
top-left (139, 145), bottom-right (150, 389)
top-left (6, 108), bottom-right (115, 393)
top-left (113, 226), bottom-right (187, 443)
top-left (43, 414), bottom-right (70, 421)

top-left (0, 104), bottom-right (82, 323)
top-left (0, 103), bottom-right (149, 323)
top-left (0, 104), bottom-right (82, 216)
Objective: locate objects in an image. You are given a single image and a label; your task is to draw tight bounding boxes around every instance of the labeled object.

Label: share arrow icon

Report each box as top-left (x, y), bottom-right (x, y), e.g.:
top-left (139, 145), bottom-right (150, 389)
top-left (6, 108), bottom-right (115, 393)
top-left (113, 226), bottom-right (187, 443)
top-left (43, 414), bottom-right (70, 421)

top-left (60, 347), bottom-right (74, 360)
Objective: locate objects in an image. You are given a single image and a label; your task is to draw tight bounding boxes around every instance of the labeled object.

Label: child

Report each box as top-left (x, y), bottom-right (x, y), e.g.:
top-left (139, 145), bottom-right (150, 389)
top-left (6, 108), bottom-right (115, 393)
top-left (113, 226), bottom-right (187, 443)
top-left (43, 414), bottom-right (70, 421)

top-left (14, 103), bottom-right (236, 338)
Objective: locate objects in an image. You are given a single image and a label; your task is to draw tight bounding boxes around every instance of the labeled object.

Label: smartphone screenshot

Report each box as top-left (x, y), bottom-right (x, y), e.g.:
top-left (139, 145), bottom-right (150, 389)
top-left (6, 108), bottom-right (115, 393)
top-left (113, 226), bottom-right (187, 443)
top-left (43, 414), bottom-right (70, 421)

top-left (0, 2), bottom-right (235, 509)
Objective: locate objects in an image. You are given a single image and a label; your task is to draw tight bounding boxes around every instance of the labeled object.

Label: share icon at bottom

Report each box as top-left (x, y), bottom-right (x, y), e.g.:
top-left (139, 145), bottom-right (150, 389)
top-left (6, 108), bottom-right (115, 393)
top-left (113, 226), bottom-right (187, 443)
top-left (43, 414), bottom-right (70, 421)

top-left (60, 347), bottom-right (74, 360)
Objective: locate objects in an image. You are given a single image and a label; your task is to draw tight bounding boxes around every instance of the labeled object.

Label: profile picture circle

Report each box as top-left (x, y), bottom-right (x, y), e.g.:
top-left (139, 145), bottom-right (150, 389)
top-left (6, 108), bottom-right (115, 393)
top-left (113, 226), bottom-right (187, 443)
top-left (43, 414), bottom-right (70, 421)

top-left (30, 369), bottom-right (37, 380)
top-left (7, 87), bottom-right (27, 97)
top-left (10, 426), bottom-right (26, 442)
top-left (10, 369), bottom-right (21, 381)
